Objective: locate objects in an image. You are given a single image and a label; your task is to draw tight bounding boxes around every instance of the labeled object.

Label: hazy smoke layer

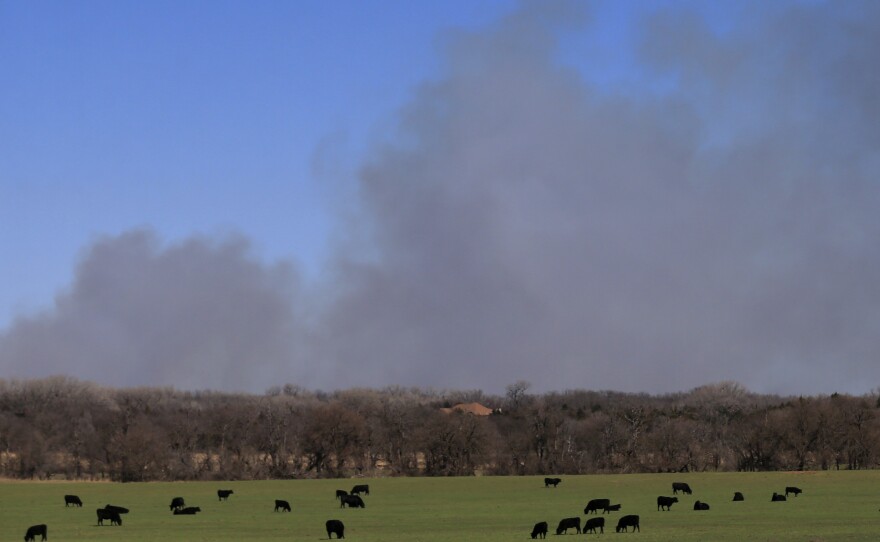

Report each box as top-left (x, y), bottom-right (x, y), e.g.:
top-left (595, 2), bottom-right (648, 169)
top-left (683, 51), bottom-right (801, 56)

top-left (3, 2), bottom-right (880, 394)
top-left (315, 1), bottom-right (880, 394)
top-left (0, 231), bottom-right (304, 392)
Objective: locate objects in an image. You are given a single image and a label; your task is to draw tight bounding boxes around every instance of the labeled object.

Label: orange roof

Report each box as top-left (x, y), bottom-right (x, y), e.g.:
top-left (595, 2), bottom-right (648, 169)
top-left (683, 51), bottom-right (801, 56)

top-left (440, 402), bottom-right (493, 416)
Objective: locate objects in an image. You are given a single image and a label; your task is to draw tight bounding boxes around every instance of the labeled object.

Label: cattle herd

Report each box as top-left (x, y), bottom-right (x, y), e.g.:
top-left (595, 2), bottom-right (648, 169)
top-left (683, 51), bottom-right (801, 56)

top-left (21, 479), bottom-right (807, 539)
top-left (531, 479), bottom-right (805, 537)
top-left (24, 485), bottom-right (373, 540)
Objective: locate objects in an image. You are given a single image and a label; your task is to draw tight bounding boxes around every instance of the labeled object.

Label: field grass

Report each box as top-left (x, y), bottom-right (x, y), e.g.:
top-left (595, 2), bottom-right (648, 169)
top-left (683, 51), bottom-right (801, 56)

top-left (1, 471), bottom-right (879, 541)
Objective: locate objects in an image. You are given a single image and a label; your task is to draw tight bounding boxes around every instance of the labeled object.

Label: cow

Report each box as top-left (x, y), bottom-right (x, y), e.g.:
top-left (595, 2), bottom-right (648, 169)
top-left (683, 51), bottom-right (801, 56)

top-left (274, 499), bottom-right (291, 512)
top-left (23, 524), bottom-right (47, 542)
top-left (350, 484), bottom-right (370, 496)
top-left (785, 486), bottom-right (803, 497)
top-left (603, 503), bottom-right (622, 513)
top-left (584, 498), bottom-right (610, 515)
top-left (616, 515), bottom-right (640, 533)
top-left (657, 496), bottom-right (678, 511)
top-left (544, 477), bottom-right (561, 488)
top-left (104, 505), bottom-right (129, 514)
top-left (555, 517), bottom-right (581, 535)
top-left (326, 519), bottom-right (345, 539)
top-left (693, 500), bottom-right (710, 511)
top-left (97, 508), bottom-right (122, 526)
top-left (771, 492), bottom-right (787, 502)
top-left (217, 489), bottom-right (234, 501)
top-left (340, 494), bottom-right (365, 509)
top-left (733, 492), bottom-right (744, 501)
top-left (169, 497), bottom-right (185, 511)
top-left (584, 517), bottom-right (605, 534)
top-left (173, 507), bottom-right (201, 515)
top-left (530, 521), bottom-right (548, 539)
top-left (672, 482), bottom-right (692, 495)
top-left (64, 494), bottom-right (82, 507)
top-left (335, 489), bottom-right (348, 501)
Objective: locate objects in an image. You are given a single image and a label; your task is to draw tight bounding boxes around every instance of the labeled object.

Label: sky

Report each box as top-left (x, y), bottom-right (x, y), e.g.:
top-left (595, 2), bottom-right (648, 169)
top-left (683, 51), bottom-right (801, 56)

top-left (2, 0), bottom-right (878, 396)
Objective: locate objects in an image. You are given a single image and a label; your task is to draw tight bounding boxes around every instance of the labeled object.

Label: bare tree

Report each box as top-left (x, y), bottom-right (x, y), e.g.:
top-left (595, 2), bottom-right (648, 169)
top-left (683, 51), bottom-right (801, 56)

top-left (418, 409), bottom-right (493, 476)
top-left (301, 402), bottom-right (366, 477)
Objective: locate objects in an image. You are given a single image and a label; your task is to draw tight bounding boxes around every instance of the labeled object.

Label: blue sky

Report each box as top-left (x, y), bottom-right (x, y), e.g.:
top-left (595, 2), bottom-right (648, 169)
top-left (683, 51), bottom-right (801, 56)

top-left (2, 0), bottom-right (517, 323)
top-left (0, 0), bottom-right (735, 325)
top-left (3, 0), bottom-right (878, 395)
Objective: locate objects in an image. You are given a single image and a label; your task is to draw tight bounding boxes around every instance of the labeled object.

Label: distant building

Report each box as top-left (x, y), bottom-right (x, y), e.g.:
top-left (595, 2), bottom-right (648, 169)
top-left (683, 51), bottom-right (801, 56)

top-left (439, 402), bottom-right (494, 416)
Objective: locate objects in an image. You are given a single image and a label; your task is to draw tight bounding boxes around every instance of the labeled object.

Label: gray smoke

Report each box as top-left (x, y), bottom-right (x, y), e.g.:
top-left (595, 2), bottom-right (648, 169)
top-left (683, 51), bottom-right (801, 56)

top-left (3, 1), bottom-right (879, 395)
top-left (313, 1), bottom-right (880, 395)
top-left (0, 230), bottom-right (306, 392)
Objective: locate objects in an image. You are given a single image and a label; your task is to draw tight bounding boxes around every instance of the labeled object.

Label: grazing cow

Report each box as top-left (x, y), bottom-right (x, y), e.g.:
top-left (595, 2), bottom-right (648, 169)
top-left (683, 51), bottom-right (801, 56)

top-left (555, 517), bottom-right (581, 535)
top-left (657, 496), bottom-right (678, 511)
top-left (350, 484), bottom-right (370, 496)
top-left (603, 503), bottom-right (622, 513)
top-left (274, 499), bottom-right (291, 512)
top-left (217, 489), bottom-right (234, 501)
top-left (616, 515), bottom-right (640, 533)
top-left (584, 517), bottom-right (605, 534)
top-left (693, 500), bottom-right (710, 511)
top-left (544, 477), bottom-right (562, 488)
top-left (733, 492), bottom-right (744, 501)
top-left (771, 492), bottom-right (787, 502)
top-left (584, 498), bottom-right (611, 515)
top-left (104, 505), bottom-right (129, 514)
top-left (97, 508), bottom-right (122, 526)
top-left (64, 494), bottom-right (82, 507)
top-left (173, 507), bottom-right (201, 515)
top-left (530, 521), bottom-right (548, 539)
top-left (326, 519), bottom-right (345, 539)
top-left (340, 494), bottom-right (365, 509)
top-left (672, 482), bottom-right (693, 495)
top-left (23, 524), bottom-right (47, 542)
top-left (335, 489), bottom-right (348, 501)
top-left (169, 497), bottom-right (185, 511)
top-left (785, 486), bottom-right (802, 497)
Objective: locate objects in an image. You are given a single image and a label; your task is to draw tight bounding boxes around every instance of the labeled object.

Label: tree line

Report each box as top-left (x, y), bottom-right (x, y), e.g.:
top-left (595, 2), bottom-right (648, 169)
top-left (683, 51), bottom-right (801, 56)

top-left (1, 377), bottom-right (877, 482)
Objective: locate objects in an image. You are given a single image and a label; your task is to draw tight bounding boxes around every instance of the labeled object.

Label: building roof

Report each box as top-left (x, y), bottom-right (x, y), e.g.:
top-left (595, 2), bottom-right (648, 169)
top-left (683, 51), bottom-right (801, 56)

top-left (439, 402), bottom-right (493, 416)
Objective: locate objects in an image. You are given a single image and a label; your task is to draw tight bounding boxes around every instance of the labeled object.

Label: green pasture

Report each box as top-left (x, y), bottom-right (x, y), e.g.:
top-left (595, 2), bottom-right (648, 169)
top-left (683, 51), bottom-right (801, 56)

top-left (1, 471), bottom-right (879, 541)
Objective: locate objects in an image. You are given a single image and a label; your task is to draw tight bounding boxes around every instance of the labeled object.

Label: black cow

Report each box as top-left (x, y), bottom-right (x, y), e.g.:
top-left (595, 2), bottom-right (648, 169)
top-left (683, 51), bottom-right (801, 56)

top-left (584, 498), bottom-right (610, 515)
top-left (350, 484), bottom-right (370, 496)
top-left (335, 489), bottom-right (348, 500)
top-left (771, 492), bottom-right (787, 502)
top-left (173, 507), bottom-right (201, 515)
top-left (340, 494), bottom-right (365, 509)
top-left (97, 508), bottom-right (122, 526)
top-left (544, 477), bottom-right (561, 488)
top-left (64, 494), bottom-right (82, 507)
top-left (693, 500), bottom-right (710, 511)
top-left (326, 519), bottom-right (345, 539)
top-left (555, 517), bottom-right (581, 535)
top-left (169, 497), bottom-right (185, 511)
top-left (274, 499), bottom-right (291, 512)
top-left (218, 489), bottom-right (234, 501)
top-left (672, 482), bottom-right (692, 495)
top-left (733, 492), bottom-right (744, 501)
top-left (584, 517), bottom-right (605, 534)
top-left (657, 496), bottom-right (678, 511)
top-left (24, 524), bottom-right (47, 542)
top-left (603, 503), bottom-right (622, 513)
top-left (785, 486), bottom-right (802, 497)
top-left (104, 505), bottom-right (129, 514)
top-left (530, 521), bottom-right (548, 539)
top-left (616, 515), bottom-right (640, 533)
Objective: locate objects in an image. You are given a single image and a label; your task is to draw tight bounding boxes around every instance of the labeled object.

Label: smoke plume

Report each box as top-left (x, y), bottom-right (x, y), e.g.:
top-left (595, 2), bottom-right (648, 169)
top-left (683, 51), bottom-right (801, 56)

top-left (0, 231), bottom-right (305, 392)
top-left (314, 1), bottom-right (880, 394)
top-left (3, 1), bottom-right (879, 394)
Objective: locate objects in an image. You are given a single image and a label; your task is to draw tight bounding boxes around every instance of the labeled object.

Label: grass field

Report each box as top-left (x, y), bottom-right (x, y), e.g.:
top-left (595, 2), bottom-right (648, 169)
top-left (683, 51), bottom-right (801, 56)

top-left (1, 471), bottom-right (879, 541)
